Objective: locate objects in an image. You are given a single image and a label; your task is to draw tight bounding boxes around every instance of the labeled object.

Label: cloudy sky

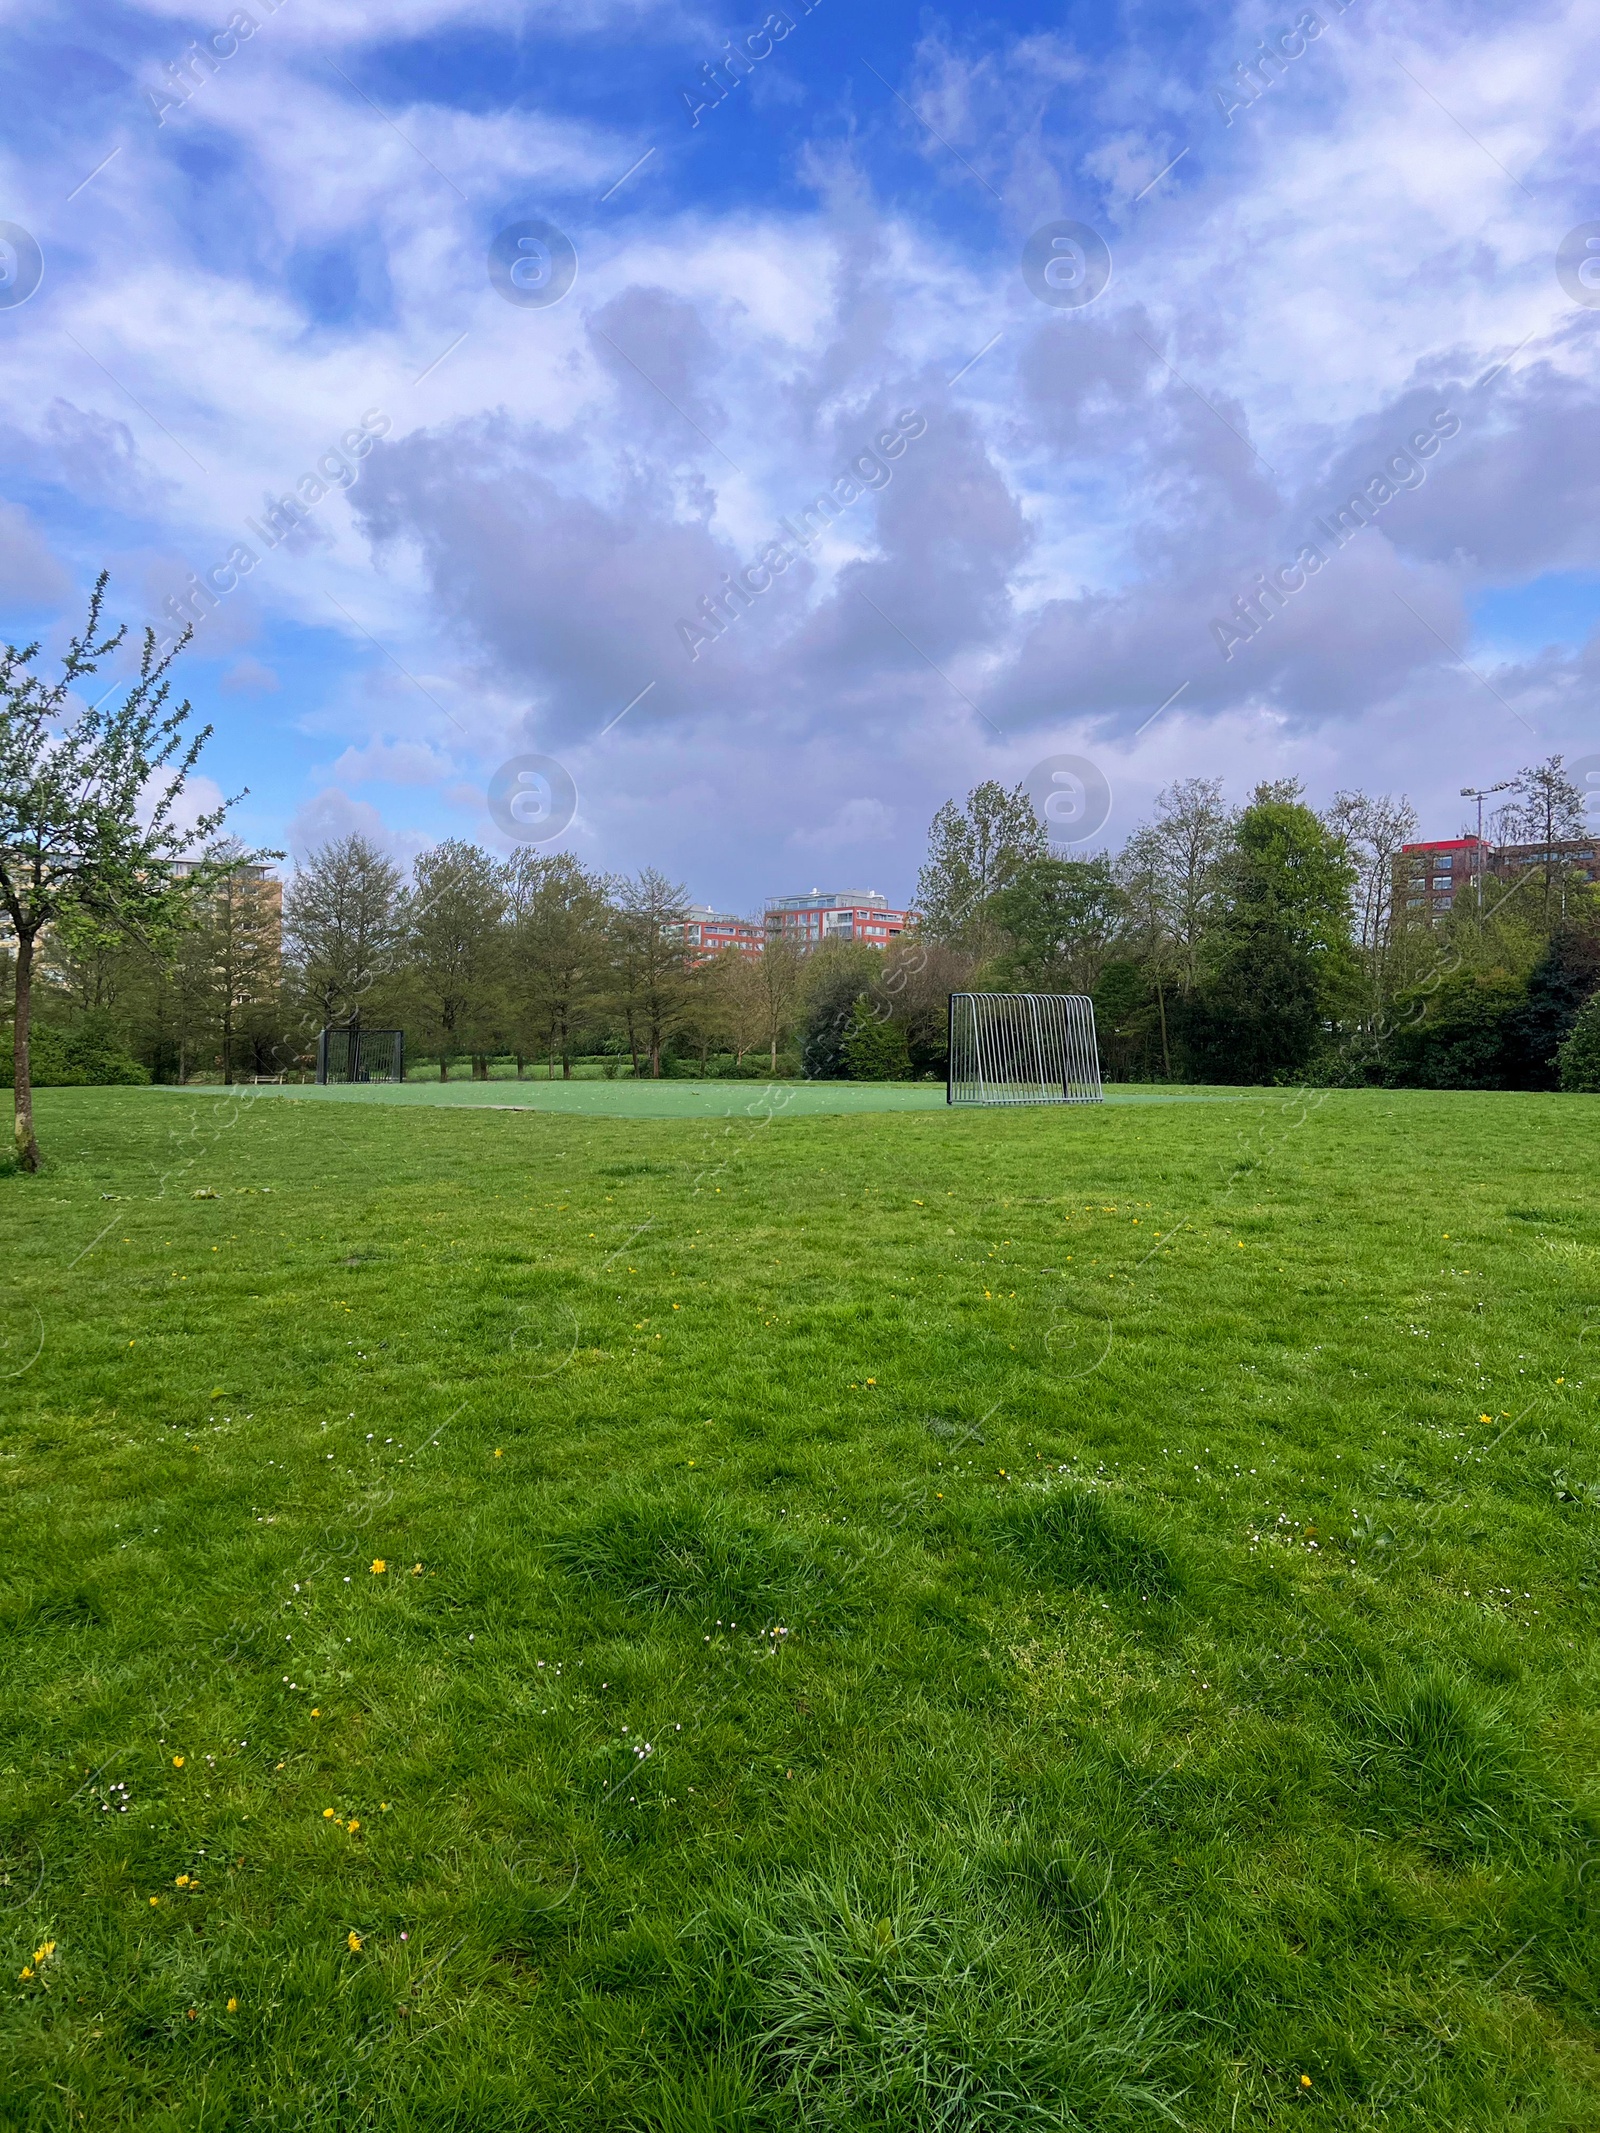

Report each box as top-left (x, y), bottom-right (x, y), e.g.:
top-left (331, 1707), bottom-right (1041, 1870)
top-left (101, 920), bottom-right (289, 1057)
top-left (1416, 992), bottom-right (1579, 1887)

top-left (3, 0), bottom-right (1598, 907)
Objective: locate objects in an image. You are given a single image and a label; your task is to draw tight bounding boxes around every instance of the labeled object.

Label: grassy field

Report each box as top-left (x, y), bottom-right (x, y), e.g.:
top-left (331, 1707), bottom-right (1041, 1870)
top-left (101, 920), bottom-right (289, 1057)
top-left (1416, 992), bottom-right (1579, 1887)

top-left (1, 1083), bottom-right (1597, 2130)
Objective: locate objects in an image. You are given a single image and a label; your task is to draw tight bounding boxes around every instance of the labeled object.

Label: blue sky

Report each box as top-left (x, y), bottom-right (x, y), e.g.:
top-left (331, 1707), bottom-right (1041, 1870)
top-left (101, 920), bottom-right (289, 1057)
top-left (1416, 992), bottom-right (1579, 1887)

top-left (2, 0), bottom-right (1598, 902)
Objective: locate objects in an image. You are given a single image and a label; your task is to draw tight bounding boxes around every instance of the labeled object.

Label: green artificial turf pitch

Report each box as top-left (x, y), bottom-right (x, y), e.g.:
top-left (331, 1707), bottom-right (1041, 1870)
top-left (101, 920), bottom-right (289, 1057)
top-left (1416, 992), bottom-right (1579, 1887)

top-left (2, 1084), bottom-right (1598, 2130)
top-left (138, 1078), bottom-right (1241, 1119)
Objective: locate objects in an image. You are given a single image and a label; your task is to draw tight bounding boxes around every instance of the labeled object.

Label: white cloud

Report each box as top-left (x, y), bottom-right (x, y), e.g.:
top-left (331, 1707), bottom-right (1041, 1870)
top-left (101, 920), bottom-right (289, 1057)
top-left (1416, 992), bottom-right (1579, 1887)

top-left (5, 0), bottom-right (1599, 910)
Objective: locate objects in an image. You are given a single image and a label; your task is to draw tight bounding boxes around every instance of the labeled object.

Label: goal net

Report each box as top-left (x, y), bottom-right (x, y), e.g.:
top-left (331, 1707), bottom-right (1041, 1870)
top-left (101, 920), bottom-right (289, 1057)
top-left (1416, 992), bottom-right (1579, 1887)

top-left (947, 992), bottom-right (1103, 1106)
top-left (316, 1028), bottom-right (405, 1084)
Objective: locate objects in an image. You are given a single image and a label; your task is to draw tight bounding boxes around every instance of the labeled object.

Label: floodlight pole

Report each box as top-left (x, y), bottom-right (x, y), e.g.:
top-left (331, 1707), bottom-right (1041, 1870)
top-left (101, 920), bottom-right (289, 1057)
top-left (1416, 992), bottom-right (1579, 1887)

top-left (1459, 781), bottom-right (1512, 937)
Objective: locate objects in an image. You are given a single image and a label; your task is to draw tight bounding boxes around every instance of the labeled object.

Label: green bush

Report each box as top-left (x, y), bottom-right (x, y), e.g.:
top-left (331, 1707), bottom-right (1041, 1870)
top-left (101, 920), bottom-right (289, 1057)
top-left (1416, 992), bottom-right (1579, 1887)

top-left (0, 1019), bottom-right (149, 1087)
top-left (1558, 992), bottom-right (1600, 1091)
top-left (840, 997), bottom-right (912, 1081)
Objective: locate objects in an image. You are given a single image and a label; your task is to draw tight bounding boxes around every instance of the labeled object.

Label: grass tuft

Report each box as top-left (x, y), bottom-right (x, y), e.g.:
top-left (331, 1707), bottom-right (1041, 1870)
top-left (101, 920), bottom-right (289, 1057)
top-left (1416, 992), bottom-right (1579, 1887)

top-left (991, 1486), bottom-right (1181, 1599)
top-left (552, 1490), bottom-right (832, 1620)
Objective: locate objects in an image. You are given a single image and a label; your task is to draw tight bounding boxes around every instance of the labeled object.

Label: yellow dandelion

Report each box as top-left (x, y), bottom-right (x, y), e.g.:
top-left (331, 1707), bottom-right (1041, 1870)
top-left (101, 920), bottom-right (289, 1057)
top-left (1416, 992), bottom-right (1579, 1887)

top-left (34, 1943), bottom-right (54, 1965)
top-left (347, 1818), bottom-right (361, 1833)
top-left (411, 1564), bottom-right (422, 1575)
top-left (370, 1559), bottom-right (386, 1574)
top-left (323, 1807), bottom-right (336, 1819)
top-left (19, 1966), bottom-right (33, 1980)
top-left (227, 1997), bottom-right (239, 2012)
top-left (175, 1874), bottom-right (190, 1887)
top-left (311, 1708), bottom-right (321, 1718)
top-left (172, 1756), bottom-right (185, 1768)
top-left (149, 1896), bottom-right (160, 1907)
top-left (380, 1802), bottom-right (390, 1811)
top-left (347, 1930), bottom-right (363, 1952)
top-left (494, 1448), bottom-right (502, 1458)
top-left (1300, 2074), bottom-right (1312, 2089)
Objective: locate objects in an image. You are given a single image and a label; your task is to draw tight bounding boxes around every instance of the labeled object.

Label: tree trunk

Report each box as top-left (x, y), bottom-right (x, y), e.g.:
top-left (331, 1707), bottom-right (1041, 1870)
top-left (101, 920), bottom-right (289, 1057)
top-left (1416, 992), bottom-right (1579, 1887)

top-left (472, 1054), bottom-right (488, 1081)
top-left (12, 927), bottom-right (39, 1171)
top-left (439, 1053), bottom-right (449, 1081)
top-left (514, 1052), bottom-right (523, 1079)
top-left (1156, 978), bottom-right (1171, 1080)
top-left (627, 1013), bottom-right (640, 1079)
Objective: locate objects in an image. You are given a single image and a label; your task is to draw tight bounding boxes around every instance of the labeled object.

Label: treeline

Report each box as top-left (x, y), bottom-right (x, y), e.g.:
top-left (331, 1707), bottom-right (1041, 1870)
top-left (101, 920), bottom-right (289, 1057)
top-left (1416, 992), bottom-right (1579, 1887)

top-left (8, 838), bottom-right (961, 1085)
top-left (911, 758), bottom-right (1600, 1090)
top-left (10, 758), bottom-right (1600, 1092)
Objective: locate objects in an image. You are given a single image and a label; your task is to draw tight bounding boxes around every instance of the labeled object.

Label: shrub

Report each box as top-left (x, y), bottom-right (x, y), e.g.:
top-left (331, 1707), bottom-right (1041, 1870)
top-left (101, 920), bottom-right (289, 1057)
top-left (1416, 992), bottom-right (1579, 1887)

top-left (1558, 992), bottom-right (1600, 1091)
top-left (0, 1019), bottom-right (149, 1087)
top-left (840, 997), bottom-right (912, 1081)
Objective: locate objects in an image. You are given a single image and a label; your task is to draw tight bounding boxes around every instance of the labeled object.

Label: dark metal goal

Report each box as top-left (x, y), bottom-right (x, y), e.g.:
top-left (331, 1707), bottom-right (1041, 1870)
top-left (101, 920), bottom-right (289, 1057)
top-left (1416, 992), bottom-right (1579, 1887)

top-left (316, 1028), bottom-right (405, 1084)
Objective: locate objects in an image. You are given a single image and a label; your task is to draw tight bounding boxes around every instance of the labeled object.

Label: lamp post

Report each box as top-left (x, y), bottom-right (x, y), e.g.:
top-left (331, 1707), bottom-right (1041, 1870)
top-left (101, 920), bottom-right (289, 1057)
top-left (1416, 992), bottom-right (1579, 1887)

top-left (1459, 781), bottom-right (1513, 935)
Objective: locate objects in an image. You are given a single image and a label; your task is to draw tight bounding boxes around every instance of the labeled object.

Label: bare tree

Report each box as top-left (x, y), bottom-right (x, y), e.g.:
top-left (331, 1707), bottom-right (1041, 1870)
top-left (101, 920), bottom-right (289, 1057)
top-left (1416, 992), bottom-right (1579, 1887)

top-left (1502, 756), bottom-right (1589, 924)
top-left (1323, 788), bottom-right (1418, 1024)
top-left (751, 929), bottom-right (805, 1072)
top-left (1122, 778), bottom-right (1235, 995)
top-left (608, 868), bottom-right (690, 1078)
top-left (697, 946), bottom-right (768, 1068)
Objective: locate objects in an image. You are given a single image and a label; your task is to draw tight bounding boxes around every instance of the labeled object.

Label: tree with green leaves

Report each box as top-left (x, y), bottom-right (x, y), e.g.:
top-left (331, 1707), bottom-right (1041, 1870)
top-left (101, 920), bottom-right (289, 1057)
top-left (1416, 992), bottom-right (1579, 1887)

top-left (284, 834), bottom-right (403, 1036)
top-left (841, 996), bottom-right (912, 1080)
top-left (1177, 782), bottom-right (1356, 1084)
top-left (985, 854), bottom-right (1126, 995)
top-left (798, 941), bottom-right (883, 1079)
top-left (1558, 991), bottom-right (1600, 1092)
top-left (402, 841), bottom-right (507, 1079)
top-left (0, 576), bottom-right (242, 1168)
top-left (179, 841), bottom-right (286, 1083)
top-left (503, 849), bottom-right (610, 1077)
top-left (915, 780), bottom-right (1044, 952)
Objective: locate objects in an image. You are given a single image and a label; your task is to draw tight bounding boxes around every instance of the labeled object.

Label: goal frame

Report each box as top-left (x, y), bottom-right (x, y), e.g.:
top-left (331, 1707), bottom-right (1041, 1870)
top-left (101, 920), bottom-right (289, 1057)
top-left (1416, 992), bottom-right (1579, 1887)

top-left (316, 1028), bottom-right (405, 1085)
top-left (946, 992), bottom-right (1103, 1107)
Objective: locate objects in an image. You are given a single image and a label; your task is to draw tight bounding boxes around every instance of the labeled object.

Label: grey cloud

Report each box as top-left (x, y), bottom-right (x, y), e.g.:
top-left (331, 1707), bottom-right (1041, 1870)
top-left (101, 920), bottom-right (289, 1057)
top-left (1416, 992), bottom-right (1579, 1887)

top-left (1360, 356), bottom-right (1600, 580)
top-left (350, 394), bottom-right (1031, 742)
top-left (0, 502), bottom-right (72, 610)
top-left (586, 286), bottom-right (729, 450)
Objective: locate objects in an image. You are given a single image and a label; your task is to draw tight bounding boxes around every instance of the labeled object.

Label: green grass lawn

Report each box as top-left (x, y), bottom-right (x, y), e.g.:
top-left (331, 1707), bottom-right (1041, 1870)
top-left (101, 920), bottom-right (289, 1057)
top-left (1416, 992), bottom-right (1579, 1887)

top-left (2, 1084), bottom-right (1597, 2130)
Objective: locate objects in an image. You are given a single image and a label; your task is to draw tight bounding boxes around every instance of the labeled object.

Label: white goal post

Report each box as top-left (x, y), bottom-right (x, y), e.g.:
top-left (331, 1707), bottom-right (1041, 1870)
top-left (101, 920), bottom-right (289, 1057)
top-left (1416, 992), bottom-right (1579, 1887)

top-left (946, 992), bottom-right (1104, 1106)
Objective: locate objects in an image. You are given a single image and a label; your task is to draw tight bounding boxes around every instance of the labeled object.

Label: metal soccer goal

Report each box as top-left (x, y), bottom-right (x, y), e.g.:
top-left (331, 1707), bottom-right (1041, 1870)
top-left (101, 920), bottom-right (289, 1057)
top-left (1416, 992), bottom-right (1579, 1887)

top-left (946, 992), bottom-right (1103, 1106)
top-left (316, 1028), bottom-right (405, 1085)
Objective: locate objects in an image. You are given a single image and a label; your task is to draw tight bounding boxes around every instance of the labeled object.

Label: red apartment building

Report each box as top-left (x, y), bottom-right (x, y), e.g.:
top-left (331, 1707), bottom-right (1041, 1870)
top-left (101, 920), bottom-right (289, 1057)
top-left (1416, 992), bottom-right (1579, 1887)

top-left (1395, 837), bottom-right (1488, 918)
top-left (672, 906), bottom-right (765, 963)
top-left (764, 889), bottom-right (918, 949)
top-left (1397, 832), bottom-right (1600, 920)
